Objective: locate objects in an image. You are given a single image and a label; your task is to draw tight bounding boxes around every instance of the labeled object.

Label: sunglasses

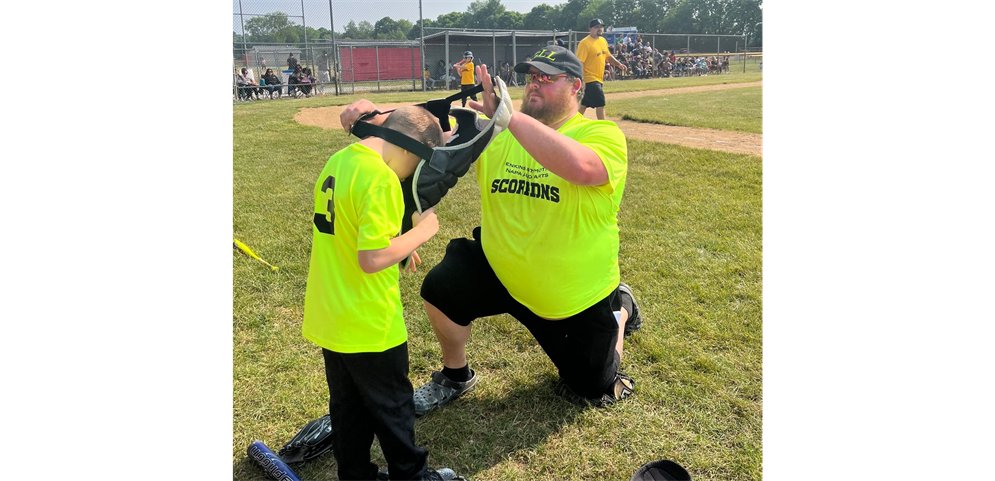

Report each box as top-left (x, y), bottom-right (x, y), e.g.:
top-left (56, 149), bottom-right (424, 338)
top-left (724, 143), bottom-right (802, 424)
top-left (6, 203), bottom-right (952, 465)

top-left (526, 72), bottom-right (567, 84)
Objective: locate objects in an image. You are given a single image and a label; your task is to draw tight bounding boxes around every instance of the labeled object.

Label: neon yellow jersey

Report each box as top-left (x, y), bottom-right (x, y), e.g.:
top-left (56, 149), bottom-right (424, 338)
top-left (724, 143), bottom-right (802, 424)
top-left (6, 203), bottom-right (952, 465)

top-left (476, 113), bottom-right (628, 318)
top-left (460, 61), bottom-right (475, 85)
top-left (302, 143), bottom-right (407, 353)
top-left (576, 36), bottom-right (609, 84)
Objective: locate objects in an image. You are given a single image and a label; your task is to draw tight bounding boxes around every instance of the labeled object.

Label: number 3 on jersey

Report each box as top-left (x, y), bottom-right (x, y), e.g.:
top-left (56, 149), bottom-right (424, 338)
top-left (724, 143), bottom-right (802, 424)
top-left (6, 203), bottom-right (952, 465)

top-left (313, 176), bottom-right (335, 234)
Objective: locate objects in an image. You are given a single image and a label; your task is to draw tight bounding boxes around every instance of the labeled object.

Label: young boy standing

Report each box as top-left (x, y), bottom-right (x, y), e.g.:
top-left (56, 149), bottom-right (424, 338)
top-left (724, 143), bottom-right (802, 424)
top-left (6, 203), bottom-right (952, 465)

top-left (302, 106), bottom-right (458, 481)
top-left (457, 51), bottom-right (477, 107)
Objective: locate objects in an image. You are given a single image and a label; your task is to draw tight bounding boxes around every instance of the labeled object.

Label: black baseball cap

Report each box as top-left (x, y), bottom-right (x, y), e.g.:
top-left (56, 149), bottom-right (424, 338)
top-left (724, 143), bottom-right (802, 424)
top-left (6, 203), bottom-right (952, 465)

top-left (590, 19), bottom-right (605, 28)
top-left (514, 46), bottom-right (584, 79)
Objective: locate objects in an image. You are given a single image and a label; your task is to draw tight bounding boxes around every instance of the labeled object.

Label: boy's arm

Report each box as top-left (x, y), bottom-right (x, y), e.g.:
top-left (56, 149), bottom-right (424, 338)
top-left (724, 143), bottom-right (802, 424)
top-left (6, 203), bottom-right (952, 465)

top-left (357, 208), bottom-right (439, 273)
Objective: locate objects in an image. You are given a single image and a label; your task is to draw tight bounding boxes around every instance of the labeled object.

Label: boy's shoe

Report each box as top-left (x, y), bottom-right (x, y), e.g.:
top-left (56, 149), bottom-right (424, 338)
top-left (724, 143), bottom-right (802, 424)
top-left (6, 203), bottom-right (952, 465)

top-left (618, 282), bottom-right (642, 336)
top-left (413, 370), bottom-right (479, 418)
top-left (378, 467), bottom-right (464, 481)
top-left (423, 467), bottom-right (462, 481)
top-left (555, 373), bottom-right (635, 408)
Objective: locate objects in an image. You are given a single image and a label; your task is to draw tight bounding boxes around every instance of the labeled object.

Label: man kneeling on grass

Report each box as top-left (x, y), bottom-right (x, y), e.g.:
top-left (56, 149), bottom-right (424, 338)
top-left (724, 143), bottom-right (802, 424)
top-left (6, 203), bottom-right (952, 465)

top-left (340, 46), bottom-right (645, 415)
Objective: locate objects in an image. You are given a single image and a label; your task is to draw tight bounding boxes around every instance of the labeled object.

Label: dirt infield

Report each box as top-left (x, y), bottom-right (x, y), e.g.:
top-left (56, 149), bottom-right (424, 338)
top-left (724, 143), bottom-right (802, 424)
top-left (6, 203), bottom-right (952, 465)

top-left (294, 81), bottom-right (762, 157)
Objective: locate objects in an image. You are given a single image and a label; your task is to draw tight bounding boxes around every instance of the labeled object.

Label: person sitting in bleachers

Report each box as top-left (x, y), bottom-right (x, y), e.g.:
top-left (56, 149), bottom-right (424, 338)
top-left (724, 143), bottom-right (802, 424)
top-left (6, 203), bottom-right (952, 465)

top-left (300, 67), bottom-right (315, 96)
top-left (236, 67), bottom-right (261, 100)
top-left (289, 65), bottom-right (304, 97)
top-left (261, 68), bottom-right (282, 99)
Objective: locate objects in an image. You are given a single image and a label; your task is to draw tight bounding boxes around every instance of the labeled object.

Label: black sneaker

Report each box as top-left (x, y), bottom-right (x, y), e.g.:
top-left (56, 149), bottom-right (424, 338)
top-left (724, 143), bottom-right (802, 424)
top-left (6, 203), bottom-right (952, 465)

top-left (554, 373), bottom-right (635, 408)
top-left (423, 468), bottom-right (460, 481)
top-left (618, 282), bottom-right (642, 336)
top-left (379, 467), bottom-right (465, 481)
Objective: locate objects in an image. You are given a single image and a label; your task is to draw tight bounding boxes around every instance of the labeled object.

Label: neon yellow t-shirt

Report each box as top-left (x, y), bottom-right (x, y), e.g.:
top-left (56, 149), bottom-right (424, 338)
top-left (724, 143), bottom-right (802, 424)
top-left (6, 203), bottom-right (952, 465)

top-left (576, 36), bottom-right (609, 84)
top-left (460, 61), bottom-right (475, 85)
top-left (302, 143), bottom-right (407, 353)
top-left (476, 113), bottom-right (628, 318)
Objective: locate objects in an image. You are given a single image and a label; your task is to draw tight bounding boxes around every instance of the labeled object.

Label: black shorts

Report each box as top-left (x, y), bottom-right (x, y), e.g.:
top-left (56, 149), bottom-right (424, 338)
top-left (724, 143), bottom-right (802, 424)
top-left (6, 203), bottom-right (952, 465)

top-left (420, 227), bottom-right (622, 398)
top-left (581, 81), bottom-right (606, 108)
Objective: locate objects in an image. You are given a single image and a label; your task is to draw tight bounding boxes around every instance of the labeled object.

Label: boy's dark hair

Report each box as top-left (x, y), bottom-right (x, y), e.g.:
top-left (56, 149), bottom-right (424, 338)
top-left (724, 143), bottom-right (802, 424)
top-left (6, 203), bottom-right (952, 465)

top-left (382, 106), bottom-right (444, 150)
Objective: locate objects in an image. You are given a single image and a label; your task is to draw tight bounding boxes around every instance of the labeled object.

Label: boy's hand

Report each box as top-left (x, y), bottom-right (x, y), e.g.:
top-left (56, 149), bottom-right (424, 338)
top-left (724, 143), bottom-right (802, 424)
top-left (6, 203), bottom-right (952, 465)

top-left (403, 250), bottom-right (422, 273)
top-left (340, 99), bottom-right (381, 134)
top-left (411, 207), bottom-right (439, 236)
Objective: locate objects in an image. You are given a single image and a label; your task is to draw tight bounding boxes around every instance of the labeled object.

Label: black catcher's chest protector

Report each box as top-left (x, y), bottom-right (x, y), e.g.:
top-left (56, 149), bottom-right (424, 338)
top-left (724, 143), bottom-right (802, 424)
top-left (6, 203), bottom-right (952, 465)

top-left (350, 77), bottom-right (514, 247)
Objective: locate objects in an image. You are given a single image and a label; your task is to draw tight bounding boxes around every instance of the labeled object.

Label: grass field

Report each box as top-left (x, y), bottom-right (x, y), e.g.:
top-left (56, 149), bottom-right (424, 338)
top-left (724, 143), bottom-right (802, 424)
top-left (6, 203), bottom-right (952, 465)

top-left (609, 86), bottom-right (762, 133)
top-left (233, 71), bottom-right (762, 480)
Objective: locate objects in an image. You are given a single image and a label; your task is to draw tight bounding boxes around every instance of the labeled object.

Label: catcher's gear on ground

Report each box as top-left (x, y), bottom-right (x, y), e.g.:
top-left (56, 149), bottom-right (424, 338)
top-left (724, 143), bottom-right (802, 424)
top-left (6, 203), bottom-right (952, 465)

top-left (277, 415), bottom-right (334, 464)
top-left (630, 459), bottom-right (692, 481)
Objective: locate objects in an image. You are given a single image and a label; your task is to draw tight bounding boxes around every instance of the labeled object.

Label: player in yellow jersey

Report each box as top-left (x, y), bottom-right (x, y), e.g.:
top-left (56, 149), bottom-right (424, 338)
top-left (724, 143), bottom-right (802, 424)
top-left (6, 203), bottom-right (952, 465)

top-left (576, 19), bottom-right (628, 120)
top-left (457, 51), bottom-right (478, 107)
top-left (341, 45), bottom-right (645, 414)
top-left (302, 105), bottom-right (459, 481)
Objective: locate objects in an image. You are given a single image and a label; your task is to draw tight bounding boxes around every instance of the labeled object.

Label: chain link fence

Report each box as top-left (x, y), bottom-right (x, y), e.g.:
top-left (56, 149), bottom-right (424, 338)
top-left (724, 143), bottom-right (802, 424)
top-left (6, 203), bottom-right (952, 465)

top-left (233, 1), bottom-right (757, 101)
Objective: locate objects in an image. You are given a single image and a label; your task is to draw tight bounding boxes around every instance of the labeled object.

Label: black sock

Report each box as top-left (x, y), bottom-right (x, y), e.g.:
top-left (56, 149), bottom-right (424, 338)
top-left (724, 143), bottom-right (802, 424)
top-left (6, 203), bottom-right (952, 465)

top-left (442, 364), bottom-right (471, 382)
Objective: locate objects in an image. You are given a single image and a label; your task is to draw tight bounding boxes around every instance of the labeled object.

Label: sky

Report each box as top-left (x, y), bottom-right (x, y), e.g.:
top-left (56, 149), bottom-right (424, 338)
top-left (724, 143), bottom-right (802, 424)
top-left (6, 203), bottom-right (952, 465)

top-left (233, 0), bottom-right (568, 34)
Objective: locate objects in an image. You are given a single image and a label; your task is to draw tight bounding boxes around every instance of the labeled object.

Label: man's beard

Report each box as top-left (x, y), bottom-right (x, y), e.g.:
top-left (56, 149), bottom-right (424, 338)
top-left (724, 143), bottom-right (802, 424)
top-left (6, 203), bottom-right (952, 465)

top-left (520, 88), bottom-right (572, 125)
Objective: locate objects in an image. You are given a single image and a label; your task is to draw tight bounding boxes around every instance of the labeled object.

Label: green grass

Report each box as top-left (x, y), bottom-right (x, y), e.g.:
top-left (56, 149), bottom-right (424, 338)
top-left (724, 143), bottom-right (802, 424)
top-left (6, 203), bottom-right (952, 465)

top-left (608, 86), bottom-right (762, 133)
top-left (233, 76), bottom-right (762, 480)
top-left (601, 70), bottom-right (761, 95)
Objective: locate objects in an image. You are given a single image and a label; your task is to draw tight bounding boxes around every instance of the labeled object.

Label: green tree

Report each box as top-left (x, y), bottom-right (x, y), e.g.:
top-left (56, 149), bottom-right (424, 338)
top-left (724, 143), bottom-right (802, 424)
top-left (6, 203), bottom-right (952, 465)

top-left (342, 20), bottom-right (374, 39)
top-left (578, 0), bottom-right (613, 30)
top-left (397, 19), bottom-right (414, 36)
top-left (498, 11), bottom-right (524, 29)
top-left (408, 18), bottom-right (435, 39)
top-left (524, 4), bottom-right (560, 30)
top-left (555, 0), bottom-right (591, 31)
top-left (660, 0), bottom-right (698, 34)
top-left (465, 0), bottom-right (506, 29)
top-left (245, 11), bottom-right (294, 39)
top-left (374, 16), bottom-right (399, 38)
top-left (435, 11), bottom-right (466, 28)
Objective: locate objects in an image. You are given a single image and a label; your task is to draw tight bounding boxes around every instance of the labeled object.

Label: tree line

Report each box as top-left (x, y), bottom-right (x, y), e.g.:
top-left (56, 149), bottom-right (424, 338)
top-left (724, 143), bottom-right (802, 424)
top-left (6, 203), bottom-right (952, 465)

top-left (235, 0), bottom-right (762, 47)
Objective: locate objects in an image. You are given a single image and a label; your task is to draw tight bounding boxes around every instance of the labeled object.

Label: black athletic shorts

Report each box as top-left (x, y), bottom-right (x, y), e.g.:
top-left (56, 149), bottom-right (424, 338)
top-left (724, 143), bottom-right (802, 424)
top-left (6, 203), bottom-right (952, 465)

top-left (581, 81), bottom-right (606, 108)
top-left (420, 226), bottom-right (622, 398)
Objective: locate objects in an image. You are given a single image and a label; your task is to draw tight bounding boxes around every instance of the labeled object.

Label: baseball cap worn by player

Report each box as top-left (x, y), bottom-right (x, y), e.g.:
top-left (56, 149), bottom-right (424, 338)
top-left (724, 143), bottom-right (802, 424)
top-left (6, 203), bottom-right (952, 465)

top-left (513, 45), bottom-right (584, 80)
top-left (590, 18), bottom-right (605, 28)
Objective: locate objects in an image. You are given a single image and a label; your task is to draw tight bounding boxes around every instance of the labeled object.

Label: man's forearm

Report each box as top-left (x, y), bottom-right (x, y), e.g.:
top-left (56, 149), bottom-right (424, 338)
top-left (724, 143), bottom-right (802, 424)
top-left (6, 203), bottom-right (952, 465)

top-left (506, 112), bottom-right (608, 186)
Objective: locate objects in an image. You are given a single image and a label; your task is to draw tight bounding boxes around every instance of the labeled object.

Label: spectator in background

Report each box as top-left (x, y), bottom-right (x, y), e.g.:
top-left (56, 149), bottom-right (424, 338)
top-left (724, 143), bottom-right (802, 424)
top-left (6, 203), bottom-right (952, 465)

top-left (301, 67), bottom-right (316, 96)
top-left (261, 68), bottom-right (282, 99)
top-left (236, 67), bottom-right (260, 100)
top-left (652, 49), bottom-right (665, 77)
top-left (432, 60), bottom-right (449, 89)
top-left (521, 55), bottom-right (533, 84)
top-left (424, 64), bottom-right (436, 89)
top-left (319, 51), bottom-right (332, 85)
top-left (289, 64), bottom-right (304, 97)
top-left (633, 56), bottom-right (647, 79)
top-left (288, 53), bottom-right (298, 71)
top-left (498, 61), bottom-right (518, 87)
top-left (576, 18), bottom-right (627, 120)
top-left (261, 57), bottom-right (267, 71)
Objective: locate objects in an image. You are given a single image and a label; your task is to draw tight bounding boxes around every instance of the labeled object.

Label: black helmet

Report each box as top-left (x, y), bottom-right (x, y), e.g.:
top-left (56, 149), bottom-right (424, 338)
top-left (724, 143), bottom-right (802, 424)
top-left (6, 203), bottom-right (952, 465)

top-left (464, 51), bottom-right (473, 58)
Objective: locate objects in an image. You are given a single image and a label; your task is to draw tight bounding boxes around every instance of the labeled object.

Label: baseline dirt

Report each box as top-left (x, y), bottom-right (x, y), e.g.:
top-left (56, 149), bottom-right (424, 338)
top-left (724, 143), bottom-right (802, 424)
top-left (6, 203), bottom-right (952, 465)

top-left (293, 81), bottom-right (762, 157)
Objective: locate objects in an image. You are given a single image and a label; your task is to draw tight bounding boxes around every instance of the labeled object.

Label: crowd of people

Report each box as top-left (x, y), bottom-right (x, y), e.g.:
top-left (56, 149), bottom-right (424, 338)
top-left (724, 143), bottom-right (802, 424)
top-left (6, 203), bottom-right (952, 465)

top-left (234, 53), bottom-right (327, 101)
top-left (607, 37), bottom-right (732, 79)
